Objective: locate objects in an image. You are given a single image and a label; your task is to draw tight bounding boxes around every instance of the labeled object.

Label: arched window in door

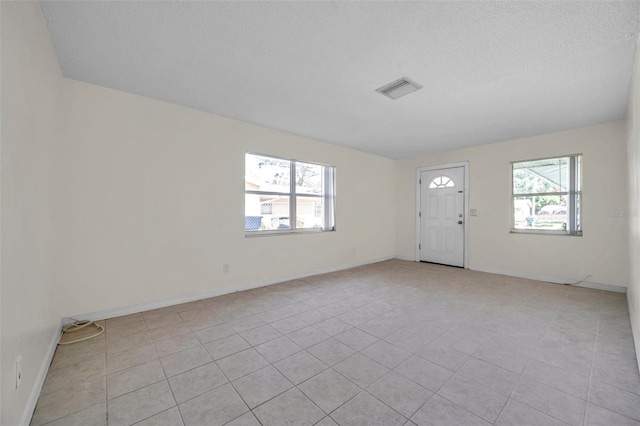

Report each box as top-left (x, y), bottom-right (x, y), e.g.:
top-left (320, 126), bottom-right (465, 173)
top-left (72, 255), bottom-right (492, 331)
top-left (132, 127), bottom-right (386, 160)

top-left (429, 176), bottom-right (455, 189)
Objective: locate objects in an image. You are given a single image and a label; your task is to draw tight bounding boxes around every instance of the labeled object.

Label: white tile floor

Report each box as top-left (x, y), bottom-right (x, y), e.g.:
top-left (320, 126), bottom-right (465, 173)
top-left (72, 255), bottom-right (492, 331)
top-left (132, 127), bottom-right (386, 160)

top-left (31, 260), bottom-right (640, 425)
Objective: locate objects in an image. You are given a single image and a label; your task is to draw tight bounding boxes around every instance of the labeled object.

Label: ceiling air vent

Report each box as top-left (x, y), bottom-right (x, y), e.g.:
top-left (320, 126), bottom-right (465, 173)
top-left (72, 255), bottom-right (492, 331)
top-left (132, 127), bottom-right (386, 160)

top-left (375, 76), bottom-right (422, 100)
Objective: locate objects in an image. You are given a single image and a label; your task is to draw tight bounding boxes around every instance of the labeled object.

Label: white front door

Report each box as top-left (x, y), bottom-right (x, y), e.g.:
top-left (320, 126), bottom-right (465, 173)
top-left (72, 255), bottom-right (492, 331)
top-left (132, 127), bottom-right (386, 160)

top-left (420, 167), bottom-right (465, 267)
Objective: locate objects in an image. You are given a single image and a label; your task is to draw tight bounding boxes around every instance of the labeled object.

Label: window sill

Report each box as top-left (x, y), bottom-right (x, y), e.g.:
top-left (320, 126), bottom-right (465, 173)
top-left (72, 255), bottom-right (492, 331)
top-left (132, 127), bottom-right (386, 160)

top-left (245, 228), bottom-right (335, 238)
top-left (510, 229), bottom-right (582, 236)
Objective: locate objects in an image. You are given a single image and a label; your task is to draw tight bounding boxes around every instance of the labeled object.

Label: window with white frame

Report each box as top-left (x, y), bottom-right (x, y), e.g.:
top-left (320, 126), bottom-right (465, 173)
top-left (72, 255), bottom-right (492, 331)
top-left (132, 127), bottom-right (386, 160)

top-left (245, 153), bottom-right (335, 234)
top-left (512, 154), bottom-right (582, 235)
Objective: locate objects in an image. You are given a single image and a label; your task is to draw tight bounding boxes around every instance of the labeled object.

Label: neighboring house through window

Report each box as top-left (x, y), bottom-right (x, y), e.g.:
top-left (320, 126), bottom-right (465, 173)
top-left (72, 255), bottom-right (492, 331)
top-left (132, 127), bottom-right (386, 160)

top-left (245, 153), bottom-right (335, 234)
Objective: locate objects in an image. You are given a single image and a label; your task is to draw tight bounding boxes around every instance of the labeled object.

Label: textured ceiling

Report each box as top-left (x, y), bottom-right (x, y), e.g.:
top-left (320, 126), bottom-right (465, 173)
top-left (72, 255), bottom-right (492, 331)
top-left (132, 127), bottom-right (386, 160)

top-left (40, 1), bottom-right (640, 159)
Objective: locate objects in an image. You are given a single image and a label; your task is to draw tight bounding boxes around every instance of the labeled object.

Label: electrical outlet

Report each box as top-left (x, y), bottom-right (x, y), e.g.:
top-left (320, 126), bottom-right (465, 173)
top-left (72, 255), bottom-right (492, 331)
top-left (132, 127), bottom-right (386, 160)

top-left (16, 355), bottom-right (22, 389)
top-left (223, 263), bottom-right (230, 273)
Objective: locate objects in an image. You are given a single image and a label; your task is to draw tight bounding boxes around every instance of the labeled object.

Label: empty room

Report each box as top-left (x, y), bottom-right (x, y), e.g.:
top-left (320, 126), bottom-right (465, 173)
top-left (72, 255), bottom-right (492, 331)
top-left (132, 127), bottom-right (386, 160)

top-left (2, 1), bottom-right (640, 425)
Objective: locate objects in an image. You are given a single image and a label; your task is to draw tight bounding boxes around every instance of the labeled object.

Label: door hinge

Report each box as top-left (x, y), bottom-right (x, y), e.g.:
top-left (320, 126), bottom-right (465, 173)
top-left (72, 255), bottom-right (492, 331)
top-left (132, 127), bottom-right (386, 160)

top-left (419, 243), bottom-right (421, 250)
top-left (419, 211), bottom-right (421, 217)
top-left (419, 179), bottom-right (421, 185)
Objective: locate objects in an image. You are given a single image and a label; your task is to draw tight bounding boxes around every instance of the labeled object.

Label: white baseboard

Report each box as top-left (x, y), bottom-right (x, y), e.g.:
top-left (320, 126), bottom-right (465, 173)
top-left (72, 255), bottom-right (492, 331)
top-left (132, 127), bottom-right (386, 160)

top-left (72, 255), bottom-right (396, 321)
top-left (627, 291), bottom-right (640, 374)
top-left (471, 266), bottom-right (627, 294)
top-left (394, 255), bottom-right (415, 262)
top-left (574, 281), bottom-right (627, 293)
top-left (20, 324), bottom-right (62, 426)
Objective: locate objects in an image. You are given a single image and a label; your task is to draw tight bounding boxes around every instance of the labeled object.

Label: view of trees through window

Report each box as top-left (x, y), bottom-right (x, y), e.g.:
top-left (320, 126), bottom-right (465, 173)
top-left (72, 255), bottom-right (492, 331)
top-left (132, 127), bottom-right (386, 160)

top-left (253, 156), bottom-right (323, 194)
top-left (512, 155), bottom-right (581, 234)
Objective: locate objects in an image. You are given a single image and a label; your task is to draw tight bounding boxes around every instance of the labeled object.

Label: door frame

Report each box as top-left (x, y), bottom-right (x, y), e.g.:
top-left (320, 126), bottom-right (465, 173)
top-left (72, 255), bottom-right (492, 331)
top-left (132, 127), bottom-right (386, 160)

top-left (415, 162), bottom-right (470, 268)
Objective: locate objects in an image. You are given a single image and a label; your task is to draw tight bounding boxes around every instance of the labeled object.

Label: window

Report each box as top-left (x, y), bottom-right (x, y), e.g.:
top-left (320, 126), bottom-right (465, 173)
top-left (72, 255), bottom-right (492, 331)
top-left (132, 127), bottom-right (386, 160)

top-left (245, 153), bottom-right (335, 234)
top-left (429, 175), bottom-right (455, 189)
top-left (512, 154), bottom-right (582, 235)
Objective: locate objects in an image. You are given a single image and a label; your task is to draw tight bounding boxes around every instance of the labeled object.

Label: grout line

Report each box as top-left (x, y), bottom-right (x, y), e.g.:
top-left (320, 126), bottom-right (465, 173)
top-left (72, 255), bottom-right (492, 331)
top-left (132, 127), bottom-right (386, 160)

top-left (583, 301), bottom-right (602, 426)
top-left (587, 400), bottom-right (640, 424)
top-left (488, 287), bottom-right (564, 425)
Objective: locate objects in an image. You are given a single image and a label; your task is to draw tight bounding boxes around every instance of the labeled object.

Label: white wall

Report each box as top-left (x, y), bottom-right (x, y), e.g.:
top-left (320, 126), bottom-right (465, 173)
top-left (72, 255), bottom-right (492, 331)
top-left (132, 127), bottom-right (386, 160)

top-left (627, 34), bottom-right (640, 372)
top-left (2, 3), bottom-right (396, 423)
top-left (1, 2), bottom-right (64, 425)
top-left (52, 79), bottom-right (397, 318)
top-left (396, 121), bottom-right (629, 289)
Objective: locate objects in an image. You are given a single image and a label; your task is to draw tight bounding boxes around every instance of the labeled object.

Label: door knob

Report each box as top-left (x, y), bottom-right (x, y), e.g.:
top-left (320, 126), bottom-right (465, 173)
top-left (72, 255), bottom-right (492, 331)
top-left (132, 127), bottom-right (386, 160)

top-left (458, 221), bottom-right (463, 225)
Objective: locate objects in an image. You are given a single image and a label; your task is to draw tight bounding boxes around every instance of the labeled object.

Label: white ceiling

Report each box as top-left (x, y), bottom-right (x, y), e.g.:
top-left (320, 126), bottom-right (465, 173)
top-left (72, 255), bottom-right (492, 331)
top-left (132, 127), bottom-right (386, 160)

top-left (40, 1), bottom-right (640, 159)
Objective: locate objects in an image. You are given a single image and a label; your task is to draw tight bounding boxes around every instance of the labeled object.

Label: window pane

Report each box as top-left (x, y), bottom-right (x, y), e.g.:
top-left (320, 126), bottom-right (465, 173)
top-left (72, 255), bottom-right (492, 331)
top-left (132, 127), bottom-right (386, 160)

top-left (245, 152), bottom-right (335, 235)
top-left (295, 162), bottom-right (323, 195)
top-left (245, 154), bottom-right (290, 193)
top-left (513, 195), bottom-right (567, 230)
top-left (575, 192), bottom-right (581, 232)
top-left (296, 196), bottom-right (324, 229)
top-left (575, 155), bottom-right (582, 192)
top-left (513, 157), bottom-right (569, 195)
top-left (245, 194), bottom-right (290, 231)
top-left (429, 175), bottom-right (455, 189)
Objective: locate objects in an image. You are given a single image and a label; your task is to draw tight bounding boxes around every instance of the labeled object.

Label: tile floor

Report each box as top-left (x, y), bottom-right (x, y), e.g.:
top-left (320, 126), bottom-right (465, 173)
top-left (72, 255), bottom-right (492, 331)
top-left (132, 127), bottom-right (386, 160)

top-left (31, 260), bottom-right (640, 426)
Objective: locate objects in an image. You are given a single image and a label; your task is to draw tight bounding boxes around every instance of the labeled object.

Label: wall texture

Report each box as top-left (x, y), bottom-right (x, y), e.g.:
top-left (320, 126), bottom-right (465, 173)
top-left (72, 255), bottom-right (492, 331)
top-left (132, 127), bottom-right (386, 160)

top-left (627, 34), bottom-right (640, 372)
top-left (396, 121), bottom-right (630, 289)
top-left (1, 2), bottom-right (63, 425)
top-left (52, 80), bottom-right (397, 317)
